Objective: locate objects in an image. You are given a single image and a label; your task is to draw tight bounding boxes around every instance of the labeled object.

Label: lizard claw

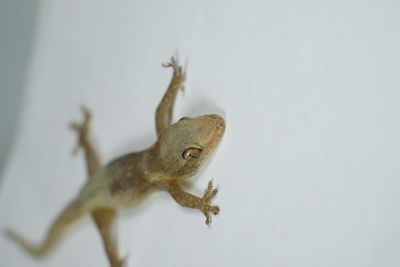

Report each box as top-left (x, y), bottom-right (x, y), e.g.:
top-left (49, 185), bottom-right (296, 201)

top-left (201, 180), bottom-right (220, 225)
top-left (69, 105), bottom-right (92, 154)
top-left (162, 56), bottom-right (178, 68)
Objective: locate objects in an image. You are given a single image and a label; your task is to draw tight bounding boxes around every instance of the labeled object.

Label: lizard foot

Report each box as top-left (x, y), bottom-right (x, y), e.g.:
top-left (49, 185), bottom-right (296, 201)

top-left (112, 258), bottom-right (127, 267)
top-left (200, 180), bottom-right (220, 225)
top-left (162, 57), bottom-right (186, 92)
top-left (69, 105), bottom-right (92, 154)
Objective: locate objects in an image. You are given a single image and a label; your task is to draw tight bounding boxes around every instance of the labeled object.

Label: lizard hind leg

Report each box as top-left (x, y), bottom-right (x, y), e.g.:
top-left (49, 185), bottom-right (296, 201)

top-left (92, 208), bottom-right (126, 267)
top-left (70, 105), bottom-right (101, 176)
top-left (5, 199), bottom-right (85, 257)
top-left (70, 106), bottom-right (125, 267)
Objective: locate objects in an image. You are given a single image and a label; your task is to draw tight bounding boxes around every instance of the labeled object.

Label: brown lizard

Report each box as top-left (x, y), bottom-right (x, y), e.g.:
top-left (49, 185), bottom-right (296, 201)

top-left (6, 57), bottom-right (225, 267)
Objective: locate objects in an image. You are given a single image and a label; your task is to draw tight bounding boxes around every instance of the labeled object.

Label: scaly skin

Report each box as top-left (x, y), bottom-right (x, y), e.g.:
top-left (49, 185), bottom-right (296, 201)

top-left (6, 57), bottom-right (225, 267)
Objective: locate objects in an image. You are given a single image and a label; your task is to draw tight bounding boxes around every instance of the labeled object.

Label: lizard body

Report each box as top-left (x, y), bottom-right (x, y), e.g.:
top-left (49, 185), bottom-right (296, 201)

top-left (6, 58), bottom-right (225, 267)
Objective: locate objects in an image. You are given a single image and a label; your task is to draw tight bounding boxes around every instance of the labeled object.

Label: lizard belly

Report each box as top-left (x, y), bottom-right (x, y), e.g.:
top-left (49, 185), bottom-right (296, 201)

top-left (107, 173), bottom-right (156, 209)
top-left (79, 166), bottom-right (156, 210)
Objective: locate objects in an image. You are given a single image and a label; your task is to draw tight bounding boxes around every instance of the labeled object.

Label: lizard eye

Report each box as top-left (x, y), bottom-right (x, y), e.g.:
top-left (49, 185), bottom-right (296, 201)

top-left (182, 147), bottom-right (202, 159)
top-left (179, 117), bottom-right (190, 122)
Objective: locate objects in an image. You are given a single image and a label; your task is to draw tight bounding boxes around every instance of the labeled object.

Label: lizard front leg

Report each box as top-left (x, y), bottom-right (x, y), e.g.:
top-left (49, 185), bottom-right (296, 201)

top-left (155, 57), bottom-right (186, 137)
top-left (165, 180), bottom-right (220, 225)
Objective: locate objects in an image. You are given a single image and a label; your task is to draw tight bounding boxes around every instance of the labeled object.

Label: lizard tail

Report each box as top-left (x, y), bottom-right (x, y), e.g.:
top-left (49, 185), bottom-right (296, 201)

top-left (5, 229), bottom-right (45, 257)
top-left (5, 199), bottom-right (85, 257)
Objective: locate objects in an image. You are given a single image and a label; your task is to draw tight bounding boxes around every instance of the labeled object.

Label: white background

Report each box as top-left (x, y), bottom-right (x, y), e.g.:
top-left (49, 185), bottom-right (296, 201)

top-left (1, 1), bottom-right (400, 266)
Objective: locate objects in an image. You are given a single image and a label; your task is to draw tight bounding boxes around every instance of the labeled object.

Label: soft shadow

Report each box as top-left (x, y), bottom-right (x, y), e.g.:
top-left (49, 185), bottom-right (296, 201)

top-left (180, 94), bottom-right (226, 119)
top-left (0, 1), bottom-right (39, 180)
top-left (108, 132), bottom-right (156, 160)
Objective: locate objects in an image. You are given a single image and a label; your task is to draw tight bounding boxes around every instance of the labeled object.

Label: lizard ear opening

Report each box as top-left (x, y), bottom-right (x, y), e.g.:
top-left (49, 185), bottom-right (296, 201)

top-left (182, 147), bottom-right (202, 159)
top-left (178, 117), bottom-right (190, 122)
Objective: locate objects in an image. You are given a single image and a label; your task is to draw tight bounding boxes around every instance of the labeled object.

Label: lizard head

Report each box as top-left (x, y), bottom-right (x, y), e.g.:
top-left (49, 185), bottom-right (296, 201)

top-left (155, 114), bottom-right (225, 179)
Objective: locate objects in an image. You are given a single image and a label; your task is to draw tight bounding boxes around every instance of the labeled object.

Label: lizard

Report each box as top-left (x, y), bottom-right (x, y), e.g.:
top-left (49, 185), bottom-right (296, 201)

top-left (5, 57), bottom-right (225, 267)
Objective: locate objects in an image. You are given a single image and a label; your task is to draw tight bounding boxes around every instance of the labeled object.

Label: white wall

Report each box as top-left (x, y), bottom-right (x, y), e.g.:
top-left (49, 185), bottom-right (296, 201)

top-left (1, 1), bottom-right (400, 267)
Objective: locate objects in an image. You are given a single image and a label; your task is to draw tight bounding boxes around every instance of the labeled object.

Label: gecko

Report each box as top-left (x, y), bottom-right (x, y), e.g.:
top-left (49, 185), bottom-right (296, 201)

top-left (6, 57), bottom-right (225, 267)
